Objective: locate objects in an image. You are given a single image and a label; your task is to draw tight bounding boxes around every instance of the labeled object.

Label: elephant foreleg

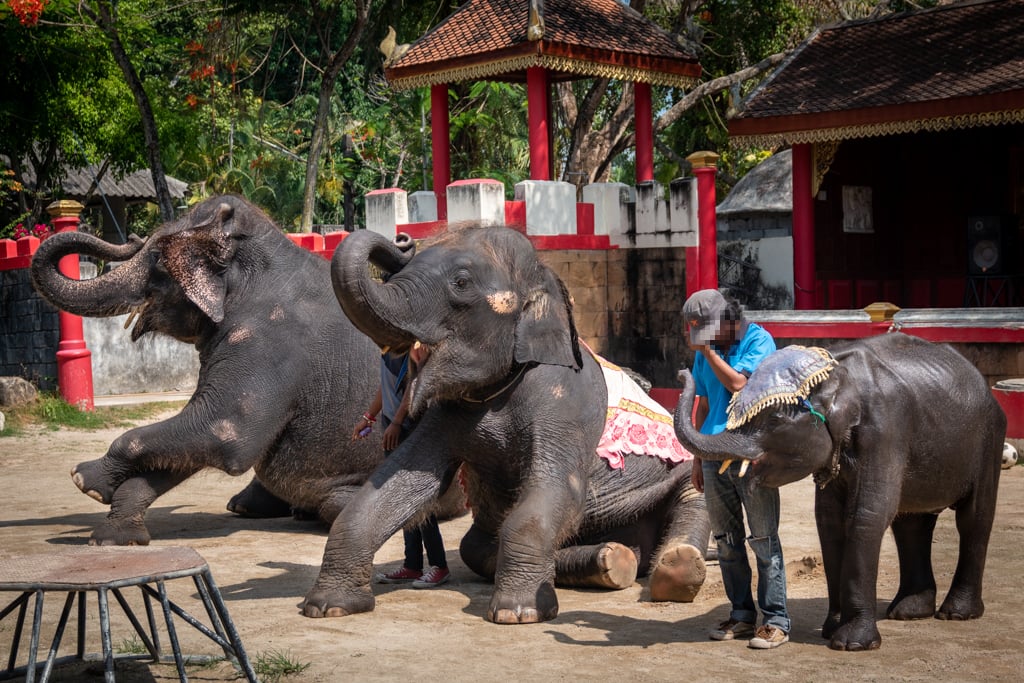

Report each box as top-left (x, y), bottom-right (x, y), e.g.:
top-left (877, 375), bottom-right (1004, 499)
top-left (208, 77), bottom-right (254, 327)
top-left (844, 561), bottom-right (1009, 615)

top-left (303, 451), bottom-right (452, 619)
top-left (315, 485), bottom-right (364, 525)
top-left (72, 396), bottom-right (286, 504)
top-left (815, 487), bottom-right (847, 641)
top-left (555, 543), bottom-right (638, 590)
top-left (648, 475), bottom-right (710, 602)
top-left (826, 485), bottom-right (895, 652)
top-left (888, 512), bottom-right (938, 620)
top-left (90, 468), bottom-right (199, 546)
top-left (487, 480), bottom-right (583, 625)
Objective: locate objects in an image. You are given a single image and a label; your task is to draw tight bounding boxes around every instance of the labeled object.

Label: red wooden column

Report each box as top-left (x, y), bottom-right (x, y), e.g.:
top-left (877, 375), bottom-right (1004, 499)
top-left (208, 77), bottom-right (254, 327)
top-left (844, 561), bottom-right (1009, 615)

top-left (634, 82), bottom-right (654, 183)
top-left (526, 66), bottom-right (551, 181)
top-left (792, 143), bottom-right (815, 309)
top-left (47, 199), bottom-right (94, 410)
top-left (430, 83), bottom-right (451, 220)
top-left (687, 151), bottom-right (720, 291)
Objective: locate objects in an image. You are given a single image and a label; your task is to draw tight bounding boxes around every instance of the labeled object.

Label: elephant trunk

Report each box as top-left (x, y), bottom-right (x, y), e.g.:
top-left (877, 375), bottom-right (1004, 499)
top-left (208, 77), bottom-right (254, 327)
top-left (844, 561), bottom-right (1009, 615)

top-left (673, 369), bottom-right (762, 462)
top-left (30, 232), bottom-right (149, 317)
top-left (330, 230), bottom-right (418, 351)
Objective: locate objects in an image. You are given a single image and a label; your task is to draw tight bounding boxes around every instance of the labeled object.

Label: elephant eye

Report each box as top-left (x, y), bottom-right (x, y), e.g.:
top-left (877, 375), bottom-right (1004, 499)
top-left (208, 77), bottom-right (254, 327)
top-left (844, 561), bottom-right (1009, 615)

top-left (450, 269), bottom-right (471, 291)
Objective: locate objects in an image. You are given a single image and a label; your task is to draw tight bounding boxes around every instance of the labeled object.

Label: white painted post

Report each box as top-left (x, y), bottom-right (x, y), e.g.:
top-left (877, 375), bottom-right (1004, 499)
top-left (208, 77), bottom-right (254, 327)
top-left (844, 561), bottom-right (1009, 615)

top-left (669, 177), bottom-right (699, 247)
top-left (514, 180), bottom-right (576, 235)
top-left (446, 179), bottom-right (506, 226)
top-left (408, 191), bottom-right (438, 223)
top-left (365, 188), bottom-right (408, 238)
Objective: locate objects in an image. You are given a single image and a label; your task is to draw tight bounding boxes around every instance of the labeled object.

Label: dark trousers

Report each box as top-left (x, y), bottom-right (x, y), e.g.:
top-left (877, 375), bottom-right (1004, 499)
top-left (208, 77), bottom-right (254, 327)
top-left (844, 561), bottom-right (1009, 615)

top-left (384, 420), bottom-right (447, 571)
top-left (403, 514), bottom-right (447, 570)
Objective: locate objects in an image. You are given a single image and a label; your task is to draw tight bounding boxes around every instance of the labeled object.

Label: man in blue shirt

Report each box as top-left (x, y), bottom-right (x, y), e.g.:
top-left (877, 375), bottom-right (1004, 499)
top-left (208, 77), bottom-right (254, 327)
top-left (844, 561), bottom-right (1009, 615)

top-left (684, 288), bottom-right (790, 649)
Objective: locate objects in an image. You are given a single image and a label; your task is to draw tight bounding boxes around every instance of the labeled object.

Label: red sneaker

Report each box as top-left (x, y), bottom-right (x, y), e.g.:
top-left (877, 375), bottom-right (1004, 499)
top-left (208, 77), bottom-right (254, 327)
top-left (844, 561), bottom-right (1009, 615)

top-left (375, 566), bottom-right (422, 583)
top-left (412, 566), bottom-right (450, 588)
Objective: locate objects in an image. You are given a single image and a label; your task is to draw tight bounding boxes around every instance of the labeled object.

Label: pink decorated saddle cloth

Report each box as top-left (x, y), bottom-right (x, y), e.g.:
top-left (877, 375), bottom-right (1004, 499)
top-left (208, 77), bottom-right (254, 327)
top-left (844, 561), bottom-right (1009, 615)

top-left (591, 351), bottom-right (693, 470)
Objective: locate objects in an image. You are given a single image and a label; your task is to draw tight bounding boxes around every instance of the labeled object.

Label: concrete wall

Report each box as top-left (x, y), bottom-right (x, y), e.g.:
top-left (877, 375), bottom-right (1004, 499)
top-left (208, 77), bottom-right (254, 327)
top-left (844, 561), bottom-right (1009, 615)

top-left (78, 262), bottom-right (199, 396)
top-left (83, 315), bottom-right (199, 396)
top-left (718, 237), bottom-right (794, 309)
top-left (1, 260), bottom-right (199, 397)
top-left (3, 242), bottom-right (1018, 399)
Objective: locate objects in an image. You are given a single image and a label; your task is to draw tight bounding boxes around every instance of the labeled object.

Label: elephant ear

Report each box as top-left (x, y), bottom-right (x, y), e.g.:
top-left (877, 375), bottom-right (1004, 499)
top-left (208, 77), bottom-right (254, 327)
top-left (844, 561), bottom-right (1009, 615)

top-left (157, 202), bottom-right (235, 323)
top-left (814, 365), bottom-right (862, 451)
top-left (513, 269), bottom-right (583, 370)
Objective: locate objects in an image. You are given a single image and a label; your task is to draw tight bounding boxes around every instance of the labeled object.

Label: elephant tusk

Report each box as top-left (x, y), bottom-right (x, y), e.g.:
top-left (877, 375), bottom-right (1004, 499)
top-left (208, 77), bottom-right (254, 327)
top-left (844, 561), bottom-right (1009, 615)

top-left (124, 307), bottom-right (139, 330)
top-left (718, 459), bottom-right (733, 475)
top-left (738, 459), bottom-right (750, 478)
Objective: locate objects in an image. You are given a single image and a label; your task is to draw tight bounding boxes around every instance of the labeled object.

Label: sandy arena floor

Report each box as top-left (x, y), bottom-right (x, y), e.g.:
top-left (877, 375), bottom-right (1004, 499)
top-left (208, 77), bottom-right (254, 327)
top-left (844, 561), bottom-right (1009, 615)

top-left (1, 411), bottom-right (1022, 681)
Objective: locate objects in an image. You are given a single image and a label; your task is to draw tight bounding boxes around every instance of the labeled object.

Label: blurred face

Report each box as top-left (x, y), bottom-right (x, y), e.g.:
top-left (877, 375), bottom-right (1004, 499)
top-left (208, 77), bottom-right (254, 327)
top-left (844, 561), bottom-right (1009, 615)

top-left (686, 316), bottom-right (736, 348)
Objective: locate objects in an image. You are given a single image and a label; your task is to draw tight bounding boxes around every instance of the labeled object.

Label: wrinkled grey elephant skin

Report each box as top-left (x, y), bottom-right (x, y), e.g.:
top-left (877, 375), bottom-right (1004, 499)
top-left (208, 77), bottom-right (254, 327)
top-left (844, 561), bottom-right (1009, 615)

top-left (674, 334), bottom-right (1005, 651)
top-left (30, 195), bottom-right (393, 545)
top-left (302, 225), bottom-right (711, 624)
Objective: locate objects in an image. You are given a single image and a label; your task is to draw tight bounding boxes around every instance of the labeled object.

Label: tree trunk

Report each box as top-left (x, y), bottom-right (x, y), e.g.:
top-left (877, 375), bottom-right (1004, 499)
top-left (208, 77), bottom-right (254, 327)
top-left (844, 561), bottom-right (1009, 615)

top-left (299, 0), bottom-right (370, 232)
top-left (85, 2), bottom-right (176, 221)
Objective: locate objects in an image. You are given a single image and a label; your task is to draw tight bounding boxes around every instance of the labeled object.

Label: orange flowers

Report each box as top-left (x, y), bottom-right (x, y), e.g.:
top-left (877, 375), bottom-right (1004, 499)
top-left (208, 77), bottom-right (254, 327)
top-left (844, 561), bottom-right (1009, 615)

top-left (9, 0), bottom-right (48, 27)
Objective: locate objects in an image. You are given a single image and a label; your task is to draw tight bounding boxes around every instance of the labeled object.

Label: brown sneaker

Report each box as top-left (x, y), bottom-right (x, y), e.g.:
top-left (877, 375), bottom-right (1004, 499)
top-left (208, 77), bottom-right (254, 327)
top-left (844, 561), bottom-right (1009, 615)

top-left (748, 625), bottom-right (789, 649)
top-left (709, 618), bottom-right (756, 641)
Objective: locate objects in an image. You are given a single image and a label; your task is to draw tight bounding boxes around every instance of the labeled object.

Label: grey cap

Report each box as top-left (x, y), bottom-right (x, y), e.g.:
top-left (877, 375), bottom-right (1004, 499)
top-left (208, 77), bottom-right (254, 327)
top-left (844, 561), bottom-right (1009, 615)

top-left (682, 289), bottom-right (729, 346)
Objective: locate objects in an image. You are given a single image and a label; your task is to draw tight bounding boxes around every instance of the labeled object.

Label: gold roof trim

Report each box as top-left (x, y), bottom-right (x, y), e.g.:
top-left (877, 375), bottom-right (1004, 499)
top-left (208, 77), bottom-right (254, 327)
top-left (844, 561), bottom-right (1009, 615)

top-left (388, 54), bottom-right (697, 91)
top-left (731, 108), bottom-right (1024, 148)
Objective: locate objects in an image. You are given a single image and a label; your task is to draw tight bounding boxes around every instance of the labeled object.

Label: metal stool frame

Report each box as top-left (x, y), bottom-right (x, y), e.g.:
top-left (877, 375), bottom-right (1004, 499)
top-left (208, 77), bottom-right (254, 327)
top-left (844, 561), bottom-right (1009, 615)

top-left (0, 547), bottom-right (258, 683)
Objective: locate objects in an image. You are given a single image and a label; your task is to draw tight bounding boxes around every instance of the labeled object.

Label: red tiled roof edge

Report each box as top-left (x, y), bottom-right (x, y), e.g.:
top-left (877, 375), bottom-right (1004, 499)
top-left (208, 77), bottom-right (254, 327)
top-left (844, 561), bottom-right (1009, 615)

top-left (727, 0), bottom-right (1024, 146)
top-left (384, 0), bottom-right (699, 90)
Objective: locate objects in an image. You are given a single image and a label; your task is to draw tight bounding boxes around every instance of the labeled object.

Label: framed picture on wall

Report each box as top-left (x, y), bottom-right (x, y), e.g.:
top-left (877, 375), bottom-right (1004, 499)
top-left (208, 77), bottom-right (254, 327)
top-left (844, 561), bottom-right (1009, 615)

top-left (842, 185), bottom-right (874, 234)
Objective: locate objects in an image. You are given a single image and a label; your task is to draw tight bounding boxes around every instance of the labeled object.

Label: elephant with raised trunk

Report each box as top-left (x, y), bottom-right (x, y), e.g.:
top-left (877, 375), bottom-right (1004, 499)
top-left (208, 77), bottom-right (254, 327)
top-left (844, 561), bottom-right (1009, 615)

top-left (30, 195), bottom-right (394, 544)
top-left (301, 224), bottom-right (710, 624)
top-left (673, 334), bottom-right (1004, 651)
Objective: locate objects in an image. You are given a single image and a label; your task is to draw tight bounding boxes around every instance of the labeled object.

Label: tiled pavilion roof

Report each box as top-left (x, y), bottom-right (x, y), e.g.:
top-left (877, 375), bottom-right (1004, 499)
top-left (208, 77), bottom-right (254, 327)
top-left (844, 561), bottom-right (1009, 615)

top-left (14, 161), bottom-right (189, 202)
top-left (729, 0), bottom-right (1024, 147)
top-left (384, 0), bottom-right (700, 91)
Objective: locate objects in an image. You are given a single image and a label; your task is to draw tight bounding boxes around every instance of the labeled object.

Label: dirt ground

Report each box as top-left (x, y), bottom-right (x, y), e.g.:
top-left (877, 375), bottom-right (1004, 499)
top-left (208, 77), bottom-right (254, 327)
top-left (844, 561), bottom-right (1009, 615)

top-left (1, 410), bottom-right (1022, 682)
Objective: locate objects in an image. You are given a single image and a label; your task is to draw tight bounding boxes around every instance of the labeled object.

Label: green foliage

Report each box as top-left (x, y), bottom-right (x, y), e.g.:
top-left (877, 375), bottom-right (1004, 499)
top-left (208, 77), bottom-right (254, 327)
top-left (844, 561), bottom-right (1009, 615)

top-left (648, 0), bottom-right (812, 187)
top-left (253, 649), bottom-right (311, 683)
top-left (2, 0), bottom-right (948, 231)
top-left (448, 81), bottom-right (530, 195)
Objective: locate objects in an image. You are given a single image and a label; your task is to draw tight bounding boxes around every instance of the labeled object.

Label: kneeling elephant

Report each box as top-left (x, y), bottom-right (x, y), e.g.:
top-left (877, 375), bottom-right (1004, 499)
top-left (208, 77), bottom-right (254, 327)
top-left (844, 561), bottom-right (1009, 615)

top-left (302, 224), bottom-right (711, 624)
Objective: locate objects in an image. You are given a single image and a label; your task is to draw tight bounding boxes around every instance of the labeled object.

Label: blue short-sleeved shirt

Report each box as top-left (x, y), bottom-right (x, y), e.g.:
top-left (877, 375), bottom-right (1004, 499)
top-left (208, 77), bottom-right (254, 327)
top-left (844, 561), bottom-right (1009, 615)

top-left (692, 322), bottom-right (776, 435)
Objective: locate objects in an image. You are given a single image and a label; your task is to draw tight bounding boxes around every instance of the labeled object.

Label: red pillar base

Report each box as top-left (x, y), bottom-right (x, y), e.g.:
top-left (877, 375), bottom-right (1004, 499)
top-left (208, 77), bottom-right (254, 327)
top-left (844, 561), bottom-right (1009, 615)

top-left (57, 341), bottom-right (94, 411)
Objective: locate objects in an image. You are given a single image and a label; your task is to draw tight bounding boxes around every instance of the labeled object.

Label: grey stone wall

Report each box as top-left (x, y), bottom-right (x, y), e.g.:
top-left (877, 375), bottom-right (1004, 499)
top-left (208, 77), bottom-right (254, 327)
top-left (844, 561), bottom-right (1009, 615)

top-left (542, 246), bottom-right (694, 388)
top-left (0, 268), bottom-right (59, 390)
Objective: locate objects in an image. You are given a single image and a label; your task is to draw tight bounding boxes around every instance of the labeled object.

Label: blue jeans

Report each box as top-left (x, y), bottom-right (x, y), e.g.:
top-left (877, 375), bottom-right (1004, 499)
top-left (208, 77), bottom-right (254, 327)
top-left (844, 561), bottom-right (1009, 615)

top-left (703, 459), bottom-right (790, 633)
